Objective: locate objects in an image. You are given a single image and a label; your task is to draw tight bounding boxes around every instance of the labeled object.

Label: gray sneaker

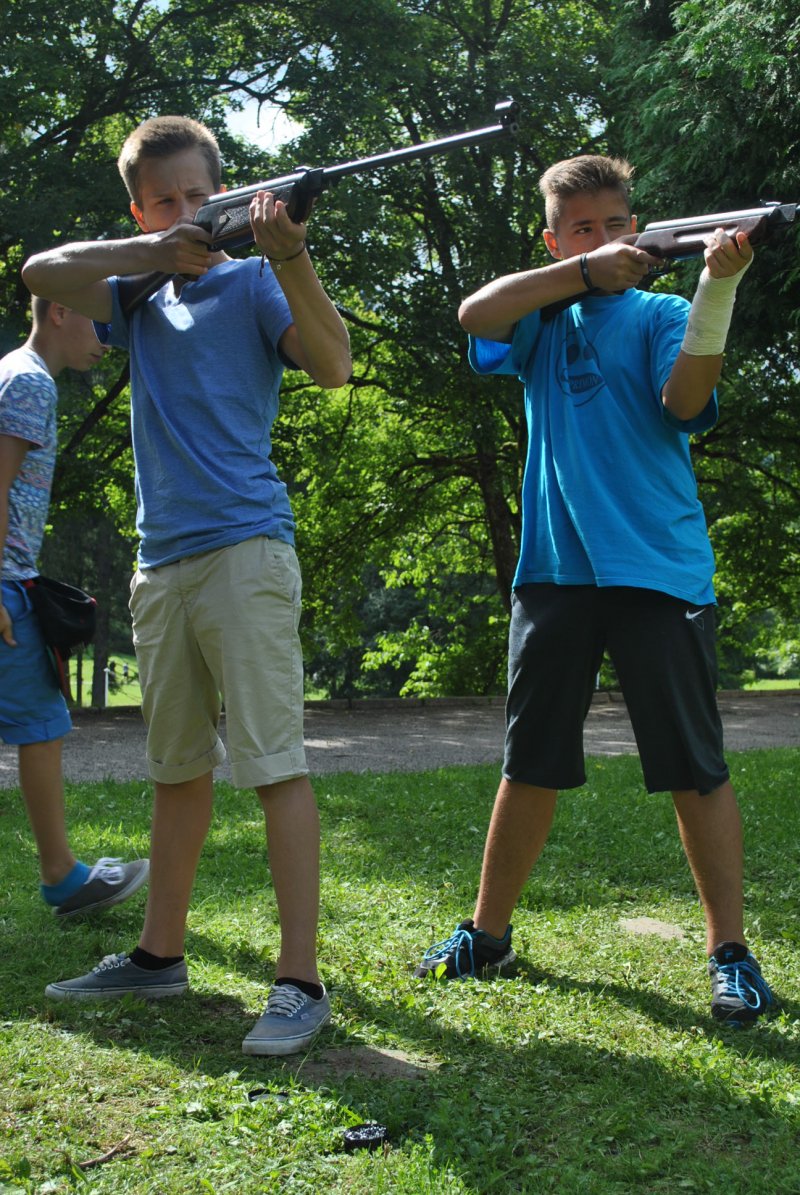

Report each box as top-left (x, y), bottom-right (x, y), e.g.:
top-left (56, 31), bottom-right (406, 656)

top-left (45, 952), bottom-right (188, 1001)
top-left (242, 984), bottom-right (331, 1056)
top-left (54, 857), bottom-right (149, 918)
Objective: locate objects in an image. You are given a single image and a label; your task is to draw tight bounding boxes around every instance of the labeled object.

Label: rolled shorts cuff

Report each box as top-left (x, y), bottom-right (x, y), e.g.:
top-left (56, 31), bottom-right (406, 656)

top-left (148, 739), bottom-right (227, 785)
top-left (1, 709), bottom-right (72, 746)
top-left (232, 746), bottom-right (308, 789)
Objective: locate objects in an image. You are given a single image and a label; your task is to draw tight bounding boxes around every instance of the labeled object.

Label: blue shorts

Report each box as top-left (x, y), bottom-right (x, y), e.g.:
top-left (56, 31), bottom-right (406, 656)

top-left (0, 580), bottom-right (72, 745)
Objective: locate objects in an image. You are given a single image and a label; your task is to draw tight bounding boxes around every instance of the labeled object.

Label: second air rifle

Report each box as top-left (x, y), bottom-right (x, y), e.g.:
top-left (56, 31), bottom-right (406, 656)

top-left (540, 200), bottom-right (798, 321)
top-left (117, 100), bottom-right (520, 316)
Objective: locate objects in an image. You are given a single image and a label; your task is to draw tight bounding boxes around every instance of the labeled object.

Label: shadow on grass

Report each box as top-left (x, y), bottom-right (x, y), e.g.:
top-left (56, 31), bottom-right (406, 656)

top-left (11, 949), bottom-right (798, 1193)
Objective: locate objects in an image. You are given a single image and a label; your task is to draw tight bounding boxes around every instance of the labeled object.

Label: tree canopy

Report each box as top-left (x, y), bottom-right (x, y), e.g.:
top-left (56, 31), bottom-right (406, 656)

top-left (2, 0), bottom-right (798, 699)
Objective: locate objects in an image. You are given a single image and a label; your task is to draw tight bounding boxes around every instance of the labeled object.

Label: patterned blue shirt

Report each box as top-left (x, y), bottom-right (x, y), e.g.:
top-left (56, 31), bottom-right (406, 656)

top-left (0, 346), bottom-right (58, 580)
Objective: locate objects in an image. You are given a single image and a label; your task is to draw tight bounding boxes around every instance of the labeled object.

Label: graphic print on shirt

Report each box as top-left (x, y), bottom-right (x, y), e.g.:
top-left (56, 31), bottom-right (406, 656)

top-left (557, 324), bottom-right (603, 407)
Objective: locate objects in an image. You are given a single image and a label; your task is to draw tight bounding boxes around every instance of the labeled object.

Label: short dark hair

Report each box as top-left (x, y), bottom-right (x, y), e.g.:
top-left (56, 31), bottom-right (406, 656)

top-left (117, 116), bottom-right (221, 206)
top-left (539, 155), bottom-right (634, 230)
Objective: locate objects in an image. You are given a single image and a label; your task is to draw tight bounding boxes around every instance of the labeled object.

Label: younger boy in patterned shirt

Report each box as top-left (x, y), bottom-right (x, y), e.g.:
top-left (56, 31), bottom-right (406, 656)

top-left (0, 299), bottom-right (148, 916)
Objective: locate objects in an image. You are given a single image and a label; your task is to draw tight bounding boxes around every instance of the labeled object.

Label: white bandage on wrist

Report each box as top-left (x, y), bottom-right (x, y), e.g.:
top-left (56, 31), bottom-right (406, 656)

top-left (680, 259), bottom-right (752, 356)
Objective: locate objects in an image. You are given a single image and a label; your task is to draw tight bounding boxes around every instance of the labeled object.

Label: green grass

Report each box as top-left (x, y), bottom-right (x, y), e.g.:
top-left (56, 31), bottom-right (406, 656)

top-left (66, 665), bottom-right (800, 712)
top-left (69, 652), bottom-right (142, 709)
top-left (66, 654), bottom-right (332, 708)
top-left (1, 751), bottom-right (799, 1193)
top-left (742, 679), bottom-right (800, 691)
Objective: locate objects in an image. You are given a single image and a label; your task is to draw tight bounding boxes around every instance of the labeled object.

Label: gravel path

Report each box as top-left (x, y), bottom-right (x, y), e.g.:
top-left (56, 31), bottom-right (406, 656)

top-left (1, 690), bottom-right (797, 787)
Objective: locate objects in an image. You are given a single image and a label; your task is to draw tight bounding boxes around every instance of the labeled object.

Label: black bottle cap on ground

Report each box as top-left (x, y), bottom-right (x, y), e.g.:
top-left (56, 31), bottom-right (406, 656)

top-left (342, 1123), bottom-right (389, 1152)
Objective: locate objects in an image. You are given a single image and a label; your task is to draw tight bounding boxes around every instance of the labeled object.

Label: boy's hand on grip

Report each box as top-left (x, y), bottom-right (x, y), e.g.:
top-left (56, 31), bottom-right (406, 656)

top-left (703, 228), bottom-right (754, 279)
top-left (586, 237), bottom-right (663, 292)
top-left (145, 219), bottom-right (212, 277)
top-left (249, 191), bottom-right (307, 262)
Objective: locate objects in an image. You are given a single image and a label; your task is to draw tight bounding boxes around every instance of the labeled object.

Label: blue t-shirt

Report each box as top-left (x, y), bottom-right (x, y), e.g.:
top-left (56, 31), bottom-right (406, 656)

top-left (0, 346), bottom-right (58, 581)
top-left (469, 289), bottom-right (717, 605)
top-left (98, 257), bottom-right (295, 568)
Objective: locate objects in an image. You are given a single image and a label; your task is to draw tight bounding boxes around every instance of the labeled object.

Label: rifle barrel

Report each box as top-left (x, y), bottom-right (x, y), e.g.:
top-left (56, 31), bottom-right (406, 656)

top-left (118, 101), bottom-right (520, 317)
top-left (203, 104), bottom-right (520, 209)
top-left (317, 117), bottom-right (518, 183)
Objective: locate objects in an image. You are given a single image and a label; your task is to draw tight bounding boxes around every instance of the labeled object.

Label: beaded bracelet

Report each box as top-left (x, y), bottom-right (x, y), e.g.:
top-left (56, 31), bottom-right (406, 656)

top-left (259, 242), bottom-right (307, 275)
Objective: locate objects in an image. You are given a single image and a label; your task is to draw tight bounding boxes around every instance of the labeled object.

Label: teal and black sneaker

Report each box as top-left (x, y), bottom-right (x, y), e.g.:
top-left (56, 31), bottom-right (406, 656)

top-left (708, 941), bottom-right (776, 1025)
top-left (414, 919), bottom-right (516, 980)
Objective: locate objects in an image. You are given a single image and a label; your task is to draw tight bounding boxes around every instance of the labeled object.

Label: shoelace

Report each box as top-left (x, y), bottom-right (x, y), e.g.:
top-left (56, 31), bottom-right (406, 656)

top-left (423, 927), bottom-right (475, 978)
top-left (93, 953), bottom-right (128, 974)
top-left (715, 958), bottom-right (772, 1011)
top-left (265, 985), bottom-right (308, 1018)
top-left (88, 857), bottom-right (124, 883)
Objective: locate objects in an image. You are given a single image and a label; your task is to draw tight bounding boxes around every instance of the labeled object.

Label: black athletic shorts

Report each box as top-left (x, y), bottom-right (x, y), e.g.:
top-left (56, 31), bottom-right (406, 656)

top-left (503, 584), bottom-right (729, 795)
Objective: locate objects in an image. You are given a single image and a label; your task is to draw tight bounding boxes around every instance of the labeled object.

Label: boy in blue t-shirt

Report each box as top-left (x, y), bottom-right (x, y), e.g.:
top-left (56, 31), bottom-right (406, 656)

top-left (23, 116), bottom-right (352, 1054)
top-left (415, 155), bottom-right (775, 1025)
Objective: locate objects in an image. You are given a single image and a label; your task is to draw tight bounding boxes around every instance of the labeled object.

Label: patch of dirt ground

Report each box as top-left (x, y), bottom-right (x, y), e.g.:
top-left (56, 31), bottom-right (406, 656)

top-left (1, 690), bottom-right (797, 788)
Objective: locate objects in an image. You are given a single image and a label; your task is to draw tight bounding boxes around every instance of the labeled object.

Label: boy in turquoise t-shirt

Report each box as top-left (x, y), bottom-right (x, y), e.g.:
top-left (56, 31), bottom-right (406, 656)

top-left (415, 155), bottom-right (775, 1026)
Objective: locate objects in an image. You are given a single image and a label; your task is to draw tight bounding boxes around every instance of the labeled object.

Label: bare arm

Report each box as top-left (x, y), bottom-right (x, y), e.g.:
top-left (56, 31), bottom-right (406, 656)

top-left (662, 230), bottom-right (753, 422)
top-left (22, 222), bottom-right (213, 324)
top-left (250, 193), bottom-right (351, 389)
top-left (458, 239), bottom-right (661, 342)
top-left (0, 434), bottom-right (31, 645)
top-left (661, 351), bottom-right (723, 423)
top-left (458, 259), bottom-right (587, 342)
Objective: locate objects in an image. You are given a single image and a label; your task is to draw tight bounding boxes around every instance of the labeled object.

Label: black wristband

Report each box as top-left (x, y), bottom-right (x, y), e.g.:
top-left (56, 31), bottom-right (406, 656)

top-left (266, 240), bottom-right (306, 264)
top-left (579, 253), bottom-right (594, 291)
top-left (259, 241), bottom-right (307, 276)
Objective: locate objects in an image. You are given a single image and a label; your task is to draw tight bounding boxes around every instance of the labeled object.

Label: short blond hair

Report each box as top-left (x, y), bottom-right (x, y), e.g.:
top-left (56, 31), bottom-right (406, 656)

top-left (539, 155), bottom-right (633, 230)
top-left (117, 116), bottom-right (221, 206)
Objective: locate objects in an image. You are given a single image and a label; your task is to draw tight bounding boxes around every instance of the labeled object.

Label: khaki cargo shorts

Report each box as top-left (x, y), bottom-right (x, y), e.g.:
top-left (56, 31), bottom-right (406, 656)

top-left (130, 537), bottom-right (307, 788)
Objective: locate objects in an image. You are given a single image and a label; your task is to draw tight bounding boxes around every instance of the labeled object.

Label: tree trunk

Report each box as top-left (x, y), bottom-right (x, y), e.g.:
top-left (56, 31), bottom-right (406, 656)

top-left (474, 445), bottom-right (520, 614)
top-left (90, 522), bottom-right (113, 707)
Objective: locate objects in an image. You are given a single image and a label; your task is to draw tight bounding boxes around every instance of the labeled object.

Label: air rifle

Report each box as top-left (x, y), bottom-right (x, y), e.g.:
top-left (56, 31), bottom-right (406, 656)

top-left (540, 200), bottom-right (798, 321)
top-left (117, 100), bottom-right (520, 316)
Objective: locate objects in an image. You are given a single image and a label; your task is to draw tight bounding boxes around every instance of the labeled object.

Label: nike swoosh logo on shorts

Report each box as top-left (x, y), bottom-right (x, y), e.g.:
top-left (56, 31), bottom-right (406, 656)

top-left (685, 608), bottom-right (706, 622)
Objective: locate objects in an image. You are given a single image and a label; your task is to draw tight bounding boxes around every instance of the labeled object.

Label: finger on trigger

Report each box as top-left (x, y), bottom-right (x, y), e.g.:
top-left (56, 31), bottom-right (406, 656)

top-left (736, 230), bottom-right (753, 257)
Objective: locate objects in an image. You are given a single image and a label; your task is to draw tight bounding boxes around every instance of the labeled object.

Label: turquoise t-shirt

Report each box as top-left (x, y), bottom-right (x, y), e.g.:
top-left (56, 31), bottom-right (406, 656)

top-left (469, 289), bottom-right (718, 605)
top-left (98, 257), bottom-right (295, 569)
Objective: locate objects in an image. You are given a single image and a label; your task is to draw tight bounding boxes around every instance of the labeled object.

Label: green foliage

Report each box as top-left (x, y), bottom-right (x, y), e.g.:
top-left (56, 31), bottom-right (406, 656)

top-left (697, 347), bottom-right (800, 621)
top-left (3, 0), bottom-right (799, 697)
top-left (266, 0), bottom-right (615, 690)
top-left (605, 0), bottom-right (800, 685)
top-left (0, 0), bottom-right (309, 696)
top-left (606, 0), bottom-right (800, 344)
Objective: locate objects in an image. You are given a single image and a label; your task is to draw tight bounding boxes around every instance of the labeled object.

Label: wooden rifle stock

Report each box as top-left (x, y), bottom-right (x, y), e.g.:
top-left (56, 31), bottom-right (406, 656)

top-left (634, 201), bottom-right (797, 259)
top-left (117, 100), bottom-right (520, 317)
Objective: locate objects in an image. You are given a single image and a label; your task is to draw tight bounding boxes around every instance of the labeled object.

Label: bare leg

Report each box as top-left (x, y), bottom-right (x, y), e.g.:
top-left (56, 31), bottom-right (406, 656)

top-left (671, 780), bottom-right (744, 955)
top-left (473, 779), bottom-right (558, 939)
top-left (18, 739), bottom-right (75, 885)
top-left (257, 776), bottom-right (320, 985)
top-left (138, 773), bottom-right (214, 957)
